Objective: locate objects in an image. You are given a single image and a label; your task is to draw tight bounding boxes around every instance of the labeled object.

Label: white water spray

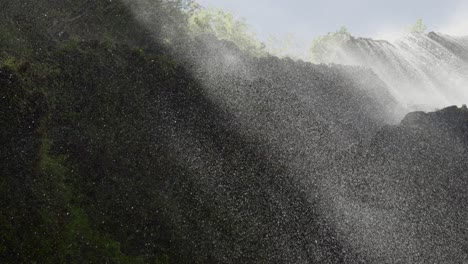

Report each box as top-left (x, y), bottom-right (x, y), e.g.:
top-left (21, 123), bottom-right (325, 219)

top-left (322, 32), bottom-right (468, 112)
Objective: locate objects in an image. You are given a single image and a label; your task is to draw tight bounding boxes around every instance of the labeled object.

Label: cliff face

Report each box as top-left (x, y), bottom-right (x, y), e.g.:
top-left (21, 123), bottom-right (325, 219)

top-left (1, 1), bottom-right (468, 263)
top-left (321, 106), bottom-right (468, 263)
top-left (0, 37), bottom-right (397, 264)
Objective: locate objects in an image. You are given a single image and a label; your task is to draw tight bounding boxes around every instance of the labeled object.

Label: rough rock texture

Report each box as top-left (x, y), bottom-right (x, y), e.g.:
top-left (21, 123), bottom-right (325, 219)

top-left (1, 1), bottom-right (468, 263)
top-left (321, 106), bottom-right (468, 263)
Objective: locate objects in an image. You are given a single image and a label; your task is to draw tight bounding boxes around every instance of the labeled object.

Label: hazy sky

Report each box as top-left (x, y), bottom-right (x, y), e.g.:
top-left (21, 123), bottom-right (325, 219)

top-left (196, 0), bottom-right (468, 46)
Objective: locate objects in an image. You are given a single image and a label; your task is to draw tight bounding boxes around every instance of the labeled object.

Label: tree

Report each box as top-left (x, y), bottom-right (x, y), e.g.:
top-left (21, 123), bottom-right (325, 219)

top-left (187, 5), bottom-right (266, 56)
top-left (309, 26), bottom-right (350, 63)
top-left (407, 18), bottom-right (428, 33)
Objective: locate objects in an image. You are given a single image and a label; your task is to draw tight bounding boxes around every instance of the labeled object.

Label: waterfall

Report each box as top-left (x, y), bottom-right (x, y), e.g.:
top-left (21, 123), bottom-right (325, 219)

top-left (325, 32), bottom-right (468, 112)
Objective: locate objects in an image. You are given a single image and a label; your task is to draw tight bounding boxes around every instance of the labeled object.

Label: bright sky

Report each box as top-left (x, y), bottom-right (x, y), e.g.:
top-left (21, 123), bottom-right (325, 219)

top-left (196, 0), bottom-right (468, 55)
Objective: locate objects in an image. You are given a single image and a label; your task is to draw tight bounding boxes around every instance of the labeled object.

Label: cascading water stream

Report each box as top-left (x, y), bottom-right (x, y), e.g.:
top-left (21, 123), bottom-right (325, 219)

top-left (326, 32), bottom-right (468, 112)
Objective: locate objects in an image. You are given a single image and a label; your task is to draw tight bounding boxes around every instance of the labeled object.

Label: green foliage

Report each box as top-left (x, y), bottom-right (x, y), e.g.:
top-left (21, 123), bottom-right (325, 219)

top-left (0, 0), bottom-right (196, 262)
top-left (309, 26), bottom-right (350, 63)
top-left (121, 0), bottom-right (193, 45)
top-left (0, 42), bottom-right (173, 263)
top-left (0, 25), bottom-right (32, 58)
top-left (188, 5), bottom-right (266, 56)
top-left (407, 18), bottom-right (428, 33)
top-left (59, 207), bottom-right (144, 264)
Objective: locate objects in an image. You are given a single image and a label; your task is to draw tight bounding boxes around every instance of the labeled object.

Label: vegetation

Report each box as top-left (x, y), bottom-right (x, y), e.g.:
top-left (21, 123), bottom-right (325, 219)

top-left (309, 26), bottom-right (350, 63)
top-left (187, 4), bottom-right (266, 56)
top-left (0, 42), bottom-right (177, 263)
top-left (407, 18), bottom-right (428, 33)
top-left (186, 4), bottom-right (302, 58)
top-left (0, 0), bottom-right (190, 262)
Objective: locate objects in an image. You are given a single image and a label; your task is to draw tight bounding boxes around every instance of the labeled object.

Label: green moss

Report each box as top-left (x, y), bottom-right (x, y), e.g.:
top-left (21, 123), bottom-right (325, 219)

top-left (31, 138), bottom-right (159, 263)
top-left (1, 57), bottom-right (23, 71)
top-left (0, 23), bottom-right (33, 58)
top-left (57, 38), bottom-right (82, 53)
top-left (60, 207), bottom-right (145, 264)
top-left (0, 34), bottom-right (178, 262)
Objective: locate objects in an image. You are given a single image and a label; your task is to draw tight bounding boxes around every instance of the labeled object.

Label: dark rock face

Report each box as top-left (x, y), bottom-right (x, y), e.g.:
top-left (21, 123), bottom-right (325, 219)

top-left (0, 40), bottom-right (391, 263)
top-left (2, 1), bottom-right (468, 263)
top-left (0, 38), bottom-right (401, 263)
top-left (321, 106), bottom-right (468, 263)
top-left (163, 37), bottom-right (403, 263)
top-left (191, 35), bottom-right (402, 149)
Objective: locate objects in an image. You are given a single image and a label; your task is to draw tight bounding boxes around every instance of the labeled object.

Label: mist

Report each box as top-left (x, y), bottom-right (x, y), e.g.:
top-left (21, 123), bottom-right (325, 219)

top-left (1, 0), bottom-right (468, 263)
top-left (320, 32), bottom-right (468, 112)
top-left (122, 1), bottom-right (468, 262)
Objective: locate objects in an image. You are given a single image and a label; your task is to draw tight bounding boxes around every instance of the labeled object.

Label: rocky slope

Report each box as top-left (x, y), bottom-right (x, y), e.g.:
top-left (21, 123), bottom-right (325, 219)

top-left (1, 1), bottom-right (468, 263)
top-left (321, 106), bottom-right (468, 263)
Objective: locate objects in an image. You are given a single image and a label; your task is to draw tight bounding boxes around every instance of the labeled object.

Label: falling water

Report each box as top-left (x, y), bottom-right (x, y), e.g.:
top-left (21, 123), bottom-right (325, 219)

top-left (326, 32), bottom-right (468, 112)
